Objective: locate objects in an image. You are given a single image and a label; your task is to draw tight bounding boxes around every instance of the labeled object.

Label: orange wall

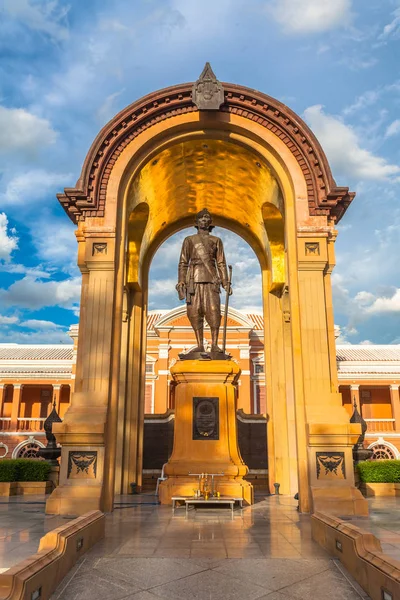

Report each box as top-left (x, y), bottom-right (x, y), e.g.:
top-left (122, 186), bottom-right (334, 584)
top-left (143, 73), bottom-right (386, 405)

top-left (361, 387), bottom-right (392, 419)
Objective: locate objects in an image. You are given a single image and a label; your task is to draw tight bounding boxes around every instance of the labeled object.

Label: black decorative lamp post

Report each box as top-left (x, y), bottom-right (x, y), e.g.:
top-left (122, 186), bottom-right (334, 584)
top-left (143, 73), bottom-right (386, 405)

top-left (350, 397), bottom-right (372, 464)
top-left (38, 398), bottom-right (62, 465)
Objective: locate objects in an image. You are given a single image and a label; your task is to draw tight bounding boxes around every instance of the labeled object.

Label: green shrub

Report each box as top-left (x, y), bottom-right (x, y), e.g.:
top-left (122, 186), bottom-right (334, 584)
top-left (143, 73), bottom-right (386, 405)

top-left (357, 460), bottom-right (400, 483)
top-left (0, 460), bottom-right (19, 482)
top-left (0, 459), bottom-right (51, 482)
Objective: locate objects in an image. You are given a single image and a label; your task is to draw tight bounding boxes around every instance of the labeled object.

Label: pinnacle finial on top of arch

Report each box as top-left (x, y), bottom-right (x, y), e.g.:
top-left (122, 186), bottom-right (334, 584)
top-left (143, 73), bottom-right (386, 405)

top-left (192, 62), bottom-right (225, 110)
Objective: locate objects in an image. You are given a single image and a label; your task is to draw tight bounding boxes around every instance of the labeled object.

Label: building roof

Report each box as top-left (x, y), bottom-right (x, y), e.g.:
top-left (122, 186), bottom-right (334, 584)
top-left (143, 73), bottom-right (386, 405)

top-left (0, 345), bottom-right (74, 360)
top-left (2, 323), bottom-right (400, 382)
top-left (336, 345), bottom-right (400, 362)
top-left (147, 307), bottom-right (263, 331)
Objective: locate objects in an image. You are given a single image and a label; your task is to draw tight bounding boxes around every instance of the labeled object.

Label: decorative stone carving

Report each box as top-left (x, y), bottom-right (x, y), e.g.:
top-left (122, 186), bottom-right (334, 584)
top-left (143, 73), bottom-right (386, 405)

top-left (67, 451), bottom-right (97, 479)
top-left (192, 62), bottom-right (225, 111)
top-left (316, 452), bottom-right (346, 480)
top-left (305, 242), bottom-right (320, 256)
top-left (92, 242), bottom-right (107, 255)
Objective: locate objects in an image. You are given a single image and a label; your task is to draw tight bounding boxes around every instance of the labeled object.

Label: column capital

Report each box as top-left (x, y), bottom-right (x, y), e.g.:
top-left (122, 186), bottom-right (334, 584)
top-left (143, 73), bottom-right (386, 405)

top-left (13, 384), bottom-right (22, 390)
top-left (350, 384), bottom-right (360, 390)
top-left (53, 384), bottom-right (62, 390)
top-left (390, 384), bottom-right (399, 391)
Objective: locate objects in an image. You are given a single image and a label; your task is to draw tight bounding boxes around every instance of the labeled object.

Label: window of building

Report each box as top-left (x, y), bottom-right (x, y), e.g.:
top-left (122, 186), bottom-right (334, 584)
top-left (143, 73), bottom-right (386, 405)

top-left (145, 363), bottom-right (154, 374)
top-left (371, 443), bottom-right (396, 460)
top-left (254, 363), bottom-right (264, 374)
top-left (16, 442), bottom-right (42, 459)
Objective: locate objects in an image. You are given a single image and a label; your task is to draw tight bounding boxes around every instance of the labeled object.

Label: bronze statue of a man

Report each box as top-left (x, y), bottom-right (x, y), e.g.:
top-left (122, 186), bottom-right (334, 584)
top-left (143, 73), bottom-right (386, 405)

top-left (176, 208), bottom-right (231, 354)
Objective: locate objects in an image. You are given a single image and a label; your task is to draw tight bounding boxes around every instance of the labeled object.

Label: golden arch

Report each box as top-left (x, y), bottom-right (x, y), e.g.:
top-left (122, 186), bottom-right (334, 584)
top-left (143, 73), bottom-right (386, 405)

top-left (48, 79), bottom-right (367, 519)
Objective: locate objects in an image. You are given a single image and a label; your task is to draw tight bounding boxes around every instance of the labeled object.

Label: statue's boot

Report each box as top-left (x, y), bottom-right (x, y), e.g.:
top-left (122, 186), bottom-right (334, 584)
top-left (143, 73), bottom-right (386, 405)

top-left (191, 326), bottom-right (205, 353)
top-left (210, 327), bottom-right (223, 353)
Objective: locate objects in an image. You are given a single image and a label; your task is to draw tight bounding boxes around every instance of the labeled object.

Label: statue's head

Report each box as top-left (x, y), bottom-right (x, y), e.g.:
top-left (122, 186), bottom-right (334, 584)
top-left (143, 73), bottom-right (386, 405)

top-left (195, 208), bottom-right (214, 231)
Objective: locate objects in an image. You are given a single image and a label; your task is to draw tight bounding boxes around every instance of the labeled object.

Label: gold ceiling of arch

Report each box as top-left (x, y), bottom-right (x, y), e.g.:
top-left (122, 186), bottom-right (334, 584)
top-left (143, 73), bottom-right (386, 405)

top-left (126, 137), bottom-right (285, 290)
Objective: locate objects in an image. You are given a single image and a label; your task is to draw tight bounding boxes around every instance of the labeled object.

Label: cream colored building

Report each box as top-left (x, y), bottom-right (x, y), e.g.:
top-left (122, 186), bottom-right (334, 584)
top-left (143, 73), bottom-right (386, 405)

top-left (1, 310), bottom-right (400, 463)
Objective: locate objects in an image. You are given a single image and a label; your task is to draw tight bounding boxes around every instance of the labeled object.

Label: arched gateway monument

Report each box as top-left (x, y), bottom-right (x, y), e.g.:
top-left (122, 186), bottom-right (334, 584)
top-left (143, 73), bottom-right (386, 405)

top-left (46, 64), bottom-right (367, 516)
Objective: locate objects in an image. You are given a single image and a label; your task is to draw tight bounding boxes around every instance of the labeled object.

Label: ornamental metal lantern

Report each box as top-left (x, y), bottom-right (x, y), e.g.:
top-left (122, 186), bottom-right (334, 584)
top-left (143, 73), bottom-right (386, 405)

top-left (37, 398), bottom-right (62, 465)
top-left (350, 397), bottom-right (372, 464)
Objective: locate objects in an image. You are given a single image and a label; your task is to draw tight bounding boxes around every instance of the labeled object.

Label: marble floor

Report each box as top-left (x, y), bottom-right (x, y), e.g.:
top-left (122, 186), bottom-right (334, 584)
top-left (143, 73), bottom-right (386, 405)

top-left (49, 495), bottom-right (369, 600)
top-left (0, 495), bottom-right (66, 573)
top-left (349, 496), bottom-right (400, 561)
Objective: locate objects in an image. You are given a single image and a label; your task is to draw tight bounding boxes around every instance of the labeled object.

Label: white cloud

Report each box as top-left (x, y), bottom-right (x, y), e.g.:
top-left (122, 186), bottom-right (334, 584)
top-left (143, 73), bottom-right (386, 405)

top-left (149, 279), bottom-right (178, 298)
top-left (0, 170), bottom-right (72, 208)
top-left (363, 289), bottom-right (400, 314)
top-left (20, 319), bottom-right (64, 330)
top-left (0, 262), bottom-right (51, 279)
top-left (0, 315), bottom-right (19, 325)
top-left (0, 106), bottom-right (57, 157)
top-left (97, 89), bottom-right (125, 124)
top-left (2, 0), bottom-right (69, 41)
top-left (354, 290), bottom-right (375, 307)
top-left (267, 0), bottom-right (352, 34)
top-left (343, 90), bottom-right (381, 116)
top-left (385, 119), bottom-right (400, 138)
top-left (0, 327), bottom-right (72, 344)
top-left (0, 314), bottom-right (73, 343)
top-left (303, 105), bottom-right (400, 180)
top-left (0, 213), bottom-right (18, 261)
top-left (0, 276), bottom-right (81, 312)
top-left (30, 217), bottom-right (78, 274)
top-left (379, 7), bottom-right (400, 40)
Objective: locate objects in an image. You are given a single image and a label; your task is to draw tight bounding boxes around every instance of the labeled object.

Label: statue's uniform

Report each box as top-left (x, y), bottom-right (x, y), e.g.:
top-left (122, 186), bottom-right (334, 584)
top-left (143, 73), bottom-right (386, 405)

top-left (178, 233), bottom-right (228, 331)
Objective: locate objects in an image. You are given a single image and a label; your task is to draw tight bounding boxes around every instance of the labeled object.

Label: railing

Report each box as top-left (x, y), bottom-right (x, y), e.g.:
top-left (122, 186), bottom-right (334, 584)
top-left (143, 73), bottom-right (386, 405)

top-left (0, 418), bottom-right (11, 431)
top-left (365, 418), bottom-right (395, 432)
top-left (16, 418), bottom-right (46, 432)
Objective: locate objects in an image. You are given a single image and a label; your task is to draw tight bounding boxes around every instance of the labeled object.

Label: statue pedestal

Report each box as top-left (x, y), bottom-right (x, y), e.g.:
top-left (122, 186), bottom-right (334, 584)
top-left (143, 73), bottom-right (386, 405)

top-left (159, 359), bottom-right (253, 505)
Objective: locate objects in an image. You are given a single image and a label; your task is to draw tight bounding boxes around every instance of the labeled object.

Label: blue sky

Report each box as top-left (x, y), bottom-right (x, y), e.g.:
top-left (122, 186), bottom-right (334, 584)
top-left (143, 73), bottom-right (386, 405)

top-left (0, 0), bottom-right (400, 344)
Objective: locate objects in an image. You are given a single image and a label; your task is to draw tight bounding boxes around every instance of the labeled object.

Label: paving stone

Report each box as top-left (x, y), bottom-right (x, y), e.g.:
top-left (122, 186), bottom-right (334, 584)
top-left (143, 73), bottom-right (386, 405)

top-left (95, 557), bottom-right (206, 588)
top-left (212, 558), bottom-right (333, 591)
top-left (279, 568), bottom-right (364, 600)
top-left (148, 568), bottom-right (269, 600)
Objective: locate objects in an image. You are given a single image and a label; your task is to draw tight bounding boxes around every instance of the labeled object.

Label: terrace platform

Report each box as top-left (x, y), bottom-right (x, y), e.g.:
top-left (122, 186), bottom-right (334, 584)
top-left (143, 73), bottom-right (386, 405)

top-left (48, 494), bottom-right (368, 600)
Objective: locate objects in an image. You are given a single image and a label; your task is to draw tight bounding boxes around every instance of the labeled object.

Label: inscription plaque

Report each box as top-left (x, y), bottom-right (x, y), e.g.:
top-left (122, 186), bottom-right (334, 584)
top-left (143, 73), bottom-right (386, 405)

top-left (193, 397), bottom-right (219, 440)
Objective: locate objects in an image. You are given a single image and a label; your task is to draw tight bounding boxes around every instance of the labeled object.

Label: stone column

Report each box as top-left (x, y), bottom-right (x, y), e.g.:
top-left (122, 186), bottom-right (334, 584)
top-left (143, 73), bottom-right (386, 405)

top-left (156, 342), bottom-right (170, 414)
top-left (114, 288), bottom-right (129, 496)
top-left (297, 234), bottom-right (367, 516)
top-left (350, 385), bottom-right (360, 413)
top-left (52, 385), bottom-right (61, 414)
top-left (238, 345), bottom-right (252, 413)
top-left (122, 289), bottom-right (146, 494)
top-left (46, 228), bottom-right (118, 516)
top-left (0, 385), bottom-right (5, 417)
top-left (263, 275), bottom-right (292, 496)
top-left (10, 385), bottom-right (23, 430)
top-left (389, 385), bottom-right (400, 432)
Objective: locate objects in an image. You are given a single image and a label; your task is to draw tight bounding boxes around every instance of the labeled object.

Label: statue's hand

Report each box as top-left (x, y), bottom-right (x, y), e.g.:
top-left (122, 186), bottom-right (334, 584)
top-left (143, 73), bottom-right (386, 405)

top-left (223, 282), bottom-right (233, 296)
top-left (176, 282), bottom-right (186, 301)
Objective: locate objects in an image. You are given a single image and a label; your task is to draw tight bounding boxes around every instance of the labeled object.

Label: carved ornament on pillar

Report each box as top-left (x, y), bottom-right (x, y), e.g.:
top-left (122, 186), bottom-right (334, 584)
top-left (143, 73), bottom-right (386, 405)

top-left (192, 62), bottom-right (225, 110)
top-left (305, 242), bottom-right (320, 256)
top-left (92, 242), bottom-right (107, 256)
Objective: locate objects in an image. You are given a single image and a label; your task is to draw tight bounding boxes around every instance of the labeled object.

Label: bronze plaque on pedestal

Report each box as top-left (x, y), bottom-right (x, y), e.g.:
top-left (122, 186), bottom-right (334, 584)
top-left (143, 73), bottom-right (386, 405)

top-left (193, 397), bottom-right (219, 440)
